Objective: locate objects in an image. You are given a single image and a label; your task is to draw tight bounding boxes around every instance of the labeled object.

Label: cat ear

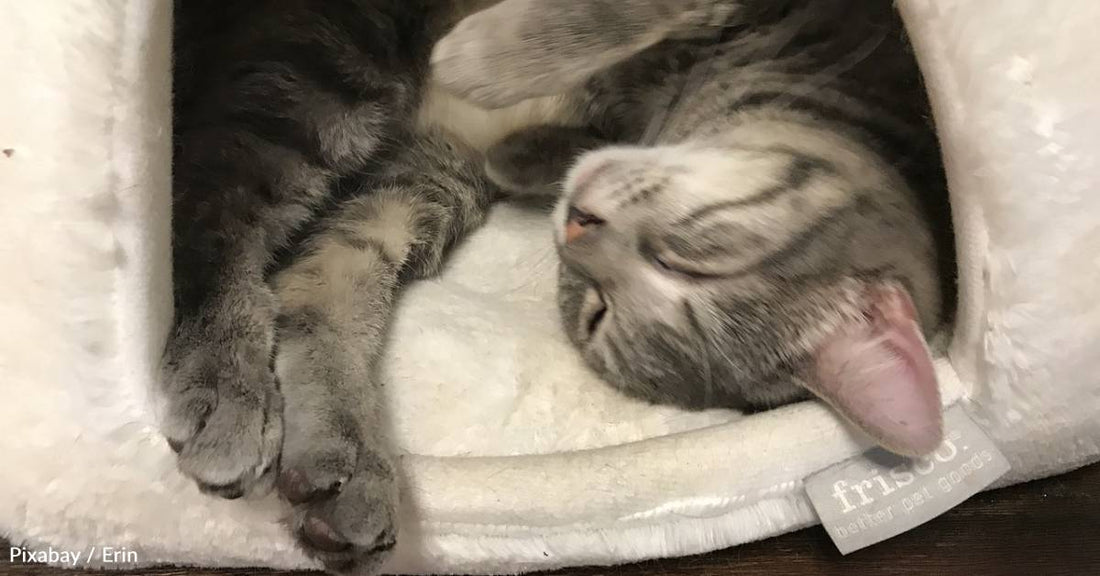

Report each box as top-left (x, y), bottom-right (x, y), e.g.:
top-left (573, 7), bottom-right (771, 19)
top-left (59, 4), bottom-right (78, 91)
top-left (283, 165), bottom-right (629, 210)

top-left (807, 283), bottom-right (943, 457)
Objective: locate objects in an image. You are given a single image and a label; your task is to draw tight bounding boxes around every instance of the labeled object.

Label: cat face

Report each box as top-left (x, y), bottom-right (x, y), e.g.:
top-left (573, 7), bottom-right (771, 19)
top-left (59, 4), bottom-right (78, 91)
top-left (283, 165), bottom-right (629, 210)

top-left (554, 141), bottom-right (945, 454)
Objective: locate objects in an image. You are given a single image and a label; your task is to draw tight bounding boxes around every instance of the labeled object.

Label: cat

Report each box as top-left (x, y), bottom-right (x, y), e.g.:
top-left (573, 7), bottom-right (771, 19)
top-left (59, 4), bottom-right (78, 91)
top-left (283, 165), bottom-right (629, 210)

top-left (437, 0), bottom-right (955, 456)
top-left (167, 1), bottom-right (500, 571)
top-left (165, 0), bottom-right (953, 573)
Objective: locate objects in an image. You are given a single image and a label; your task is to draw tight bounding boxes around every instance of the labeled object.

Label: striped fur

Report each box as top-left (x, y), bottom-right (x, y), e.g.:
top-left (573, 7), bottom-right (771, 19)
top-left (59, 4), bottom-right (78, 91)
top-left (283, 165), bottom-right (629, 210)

top-left (166, 2), bottom-right (494, 572)
top-left (462, 1), bottom-right (954, 413)
top-left (165, 0), bottom-right (953, 572)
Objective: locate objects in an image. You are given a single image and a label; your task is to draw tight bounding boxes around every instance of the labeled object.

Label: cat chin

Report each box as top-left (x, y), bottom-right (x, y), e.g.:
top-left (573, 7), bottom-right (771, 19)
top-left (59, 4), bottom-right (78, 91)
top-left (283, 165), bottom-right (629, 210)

top-left (555, 264), bottom-right (592, 344)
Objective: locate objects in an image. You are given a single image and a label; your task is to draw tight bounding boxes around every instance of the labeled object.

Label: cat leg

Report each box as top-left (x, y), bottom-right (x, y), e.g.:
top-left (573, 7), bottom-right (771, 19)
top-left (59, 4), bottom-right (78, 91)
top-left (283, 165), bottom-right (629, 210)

top-left (159, 131), bottom-right (328, 499)
top-left (485, 125), bottom-right (609, 196)
top-left (272, 130), bottom-right (491, 574)
top-left (163, 3), bottom-right (414, 497)
top-left (432, 0), bottom-right (737, 108)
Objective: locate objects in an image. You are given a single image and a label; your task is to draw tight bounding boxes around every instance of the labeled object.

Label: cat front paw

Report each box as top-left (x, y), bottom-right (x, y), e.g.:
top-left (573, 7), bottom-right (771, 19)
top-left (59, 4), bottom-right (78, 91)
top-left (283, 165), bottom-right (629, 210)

top-left (432, 1), bottom-right (577, 108)
top-left (486, 125), bottom-right (608, 196)
top-left (274, 339), bottom-right (398, 574)
top-left (277, 418), bottom-right (397, 575)
top-left (280, 447), bottom-right (397, 575)
top-left (159, 309), bottom-right (283, 499)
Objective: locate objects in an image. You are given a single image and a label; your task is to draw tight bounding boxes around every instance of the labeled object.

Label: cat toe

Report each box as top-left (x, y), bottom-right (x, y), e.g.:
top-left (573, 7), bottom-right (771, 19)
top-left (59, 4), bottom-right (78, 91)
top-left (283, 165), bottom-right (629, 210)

top-left (278, 446), bottom-right (357, 504)
top-left (160, 333), bottom-right (284, 499)
top-left (290, 455), bottom-right (398, 575)
top-left (169, 383), bottom-right (283, 498)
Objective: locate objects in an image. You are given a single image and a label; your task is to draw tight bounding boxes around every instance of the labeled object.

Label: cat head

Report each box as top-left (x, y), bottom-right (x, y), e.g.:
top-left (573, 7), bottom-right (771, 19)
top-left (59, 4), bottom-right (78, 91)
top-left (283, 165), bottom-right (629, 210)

top-left (554, 142), bottom-right (946, 456)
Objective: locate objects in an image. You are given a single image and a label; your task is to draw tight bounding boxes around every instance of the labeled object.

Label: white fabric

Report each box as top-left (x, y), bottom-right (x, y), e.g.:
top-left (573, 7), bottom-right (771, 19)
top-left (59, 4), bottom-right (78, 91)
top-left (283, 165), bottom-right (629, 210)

top-left (0, 0), bottom-right (1097, 573)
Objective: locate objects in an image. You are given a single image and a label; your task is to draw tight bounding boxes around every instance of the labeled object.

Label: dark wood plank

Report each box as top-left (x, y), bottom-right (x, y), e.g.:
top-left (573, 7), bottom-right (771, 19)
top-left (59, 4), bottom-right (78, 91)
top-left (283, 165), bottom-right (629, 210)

top-left (3, 462), bottom-right (1098, 576)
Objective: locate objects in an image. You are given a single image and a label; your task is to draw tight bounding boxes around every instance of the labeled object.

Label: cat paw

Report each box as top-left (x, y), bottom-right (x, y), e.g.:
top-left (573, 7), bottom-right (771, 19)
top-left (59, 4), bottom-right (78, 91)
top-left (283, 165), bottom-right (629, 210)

top-left (280, 447), bottom-right (398, 575)
top-left (159, 316), bottom-right (283, 499)
top-left (486, 125), bottom-right (608, 196)
top-left (432, 0), bottom-right (581, 108)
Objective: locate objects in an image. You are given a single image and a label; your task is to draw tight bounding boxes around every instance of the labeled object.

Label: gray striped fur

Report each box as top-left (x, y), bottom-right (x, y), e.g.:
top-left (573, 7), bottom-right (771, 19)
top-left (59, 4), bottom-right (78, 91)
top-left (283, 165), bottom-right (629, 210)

top-left (165, 2), bottom-right (493, 571)
top-left (461, 0), bottom-right (953, 410)
top-left (165, 0), bottom-right (952, 573)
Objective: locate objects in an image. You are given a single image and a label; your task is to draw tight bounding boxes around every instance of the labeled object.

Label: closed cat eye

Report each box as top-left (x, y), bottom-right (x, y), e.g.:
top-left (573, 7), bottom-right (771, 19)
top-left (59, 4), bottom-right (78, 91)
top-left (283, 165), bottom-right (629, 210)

top-left (651, 251), bottom-right (720, 280)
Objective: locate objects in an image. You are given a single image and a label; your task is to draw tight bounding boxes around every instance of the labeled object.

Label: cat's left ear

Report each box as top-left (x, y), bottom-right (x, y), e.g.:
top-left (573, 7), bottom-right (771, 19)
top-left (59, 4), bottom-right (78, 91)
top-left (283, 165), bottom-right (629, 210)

top-left (807, 282), bottom-right (943, 457)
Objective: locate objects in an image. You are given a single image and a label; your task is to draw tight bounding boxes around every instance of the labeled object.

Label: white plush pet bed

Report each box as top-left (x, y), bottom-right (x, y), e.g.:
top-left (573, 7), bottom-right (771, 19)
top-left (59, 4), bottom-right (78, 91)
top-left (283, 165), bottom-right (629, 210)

top-left (1, 0), bottom-right (1099, 573)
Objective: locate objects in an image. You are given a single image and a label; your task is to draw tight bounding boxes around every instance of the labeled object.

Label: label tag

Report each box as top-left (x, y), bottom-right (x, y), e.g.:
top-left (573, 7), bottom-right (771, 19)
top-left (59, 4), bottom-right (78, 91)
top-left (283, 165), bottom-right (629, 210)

top-left (804, 404), bottom-right (1010, 554)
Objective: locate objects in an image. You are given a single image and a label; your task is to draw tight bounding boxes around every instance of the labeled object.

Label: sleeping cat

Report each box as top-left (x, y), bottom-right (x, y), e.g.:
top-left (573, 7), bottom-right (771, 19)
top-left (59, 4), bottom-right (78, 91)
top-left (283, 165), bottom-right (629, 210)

top-left (440, 0), bottom-right (955, 448)
top-left (166, 0), bottom-right (952, 573)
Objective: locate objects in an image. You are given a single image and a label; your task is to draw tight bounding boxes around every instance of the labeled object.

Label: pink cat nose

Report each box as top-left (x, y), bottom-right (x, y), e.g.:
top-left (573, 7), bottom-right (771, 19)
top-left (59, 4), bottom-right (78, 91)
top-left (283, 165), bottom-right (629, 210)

top-left (564, 205), bottom-right (605, 243)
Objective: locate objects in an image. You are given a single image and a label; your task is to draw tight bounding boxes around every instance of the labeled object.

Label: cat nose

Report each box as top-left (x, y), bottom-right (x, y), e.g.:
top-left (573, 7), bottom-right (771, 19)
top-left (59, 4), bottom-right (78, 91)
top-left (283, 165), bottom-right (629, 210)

top-left (565, 205), bottom-right (605, 243)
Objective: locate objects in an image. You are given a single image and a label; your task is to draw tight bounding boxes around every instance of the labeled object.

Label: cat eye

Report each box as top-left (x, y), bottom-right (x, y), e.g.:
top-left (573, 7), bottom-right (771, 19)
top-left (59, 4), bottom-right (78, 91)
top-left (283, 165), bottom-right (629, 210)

top-left (651, 252), bottom-right (718, 280)
top-left (653, 254), bottom-right (677, 273)
top-left (641, 238), bottom-right (720, 280)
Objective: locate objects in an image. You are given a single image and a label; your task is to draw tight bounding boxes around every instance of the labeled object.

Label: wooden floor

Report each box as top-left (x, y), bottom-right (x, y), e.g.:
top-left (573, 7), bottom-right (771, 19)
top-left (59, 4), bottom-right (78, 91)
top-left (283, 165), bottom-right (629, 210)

top-left (3, 462), bottom-right (1098, 576)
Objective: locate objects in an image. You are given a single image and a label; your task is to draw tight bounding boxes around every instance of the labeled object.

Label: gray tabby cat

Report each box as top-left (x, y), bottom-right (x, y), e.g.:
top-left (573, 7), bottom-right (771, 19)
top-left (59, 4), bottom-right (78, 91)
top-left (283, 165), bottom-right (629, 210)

top-left (168, 1), bottom-right (494, 572)
top-left (438, 0), bottom-right (953, 454)
top-left (165, 0), bottom-right (951, 573)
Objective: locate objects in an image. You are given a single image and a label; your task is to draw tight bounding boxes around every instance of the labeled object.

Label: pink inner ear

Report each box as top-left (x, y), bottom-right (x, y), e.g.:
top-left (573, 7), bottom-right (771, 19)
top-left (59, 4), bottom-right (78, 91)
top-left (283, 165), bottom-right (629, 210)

top-left (809, 284), bottom-right (943, 457)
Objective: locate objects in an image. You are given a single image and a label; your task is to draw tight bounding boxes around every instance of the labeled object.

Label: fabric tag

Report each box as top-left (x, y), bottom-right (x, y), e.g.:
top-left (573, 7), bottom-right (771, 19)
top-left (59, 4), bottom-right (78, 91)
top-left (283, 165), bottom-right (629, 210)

top-left (804, 404), bottom-right (1010, 554)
